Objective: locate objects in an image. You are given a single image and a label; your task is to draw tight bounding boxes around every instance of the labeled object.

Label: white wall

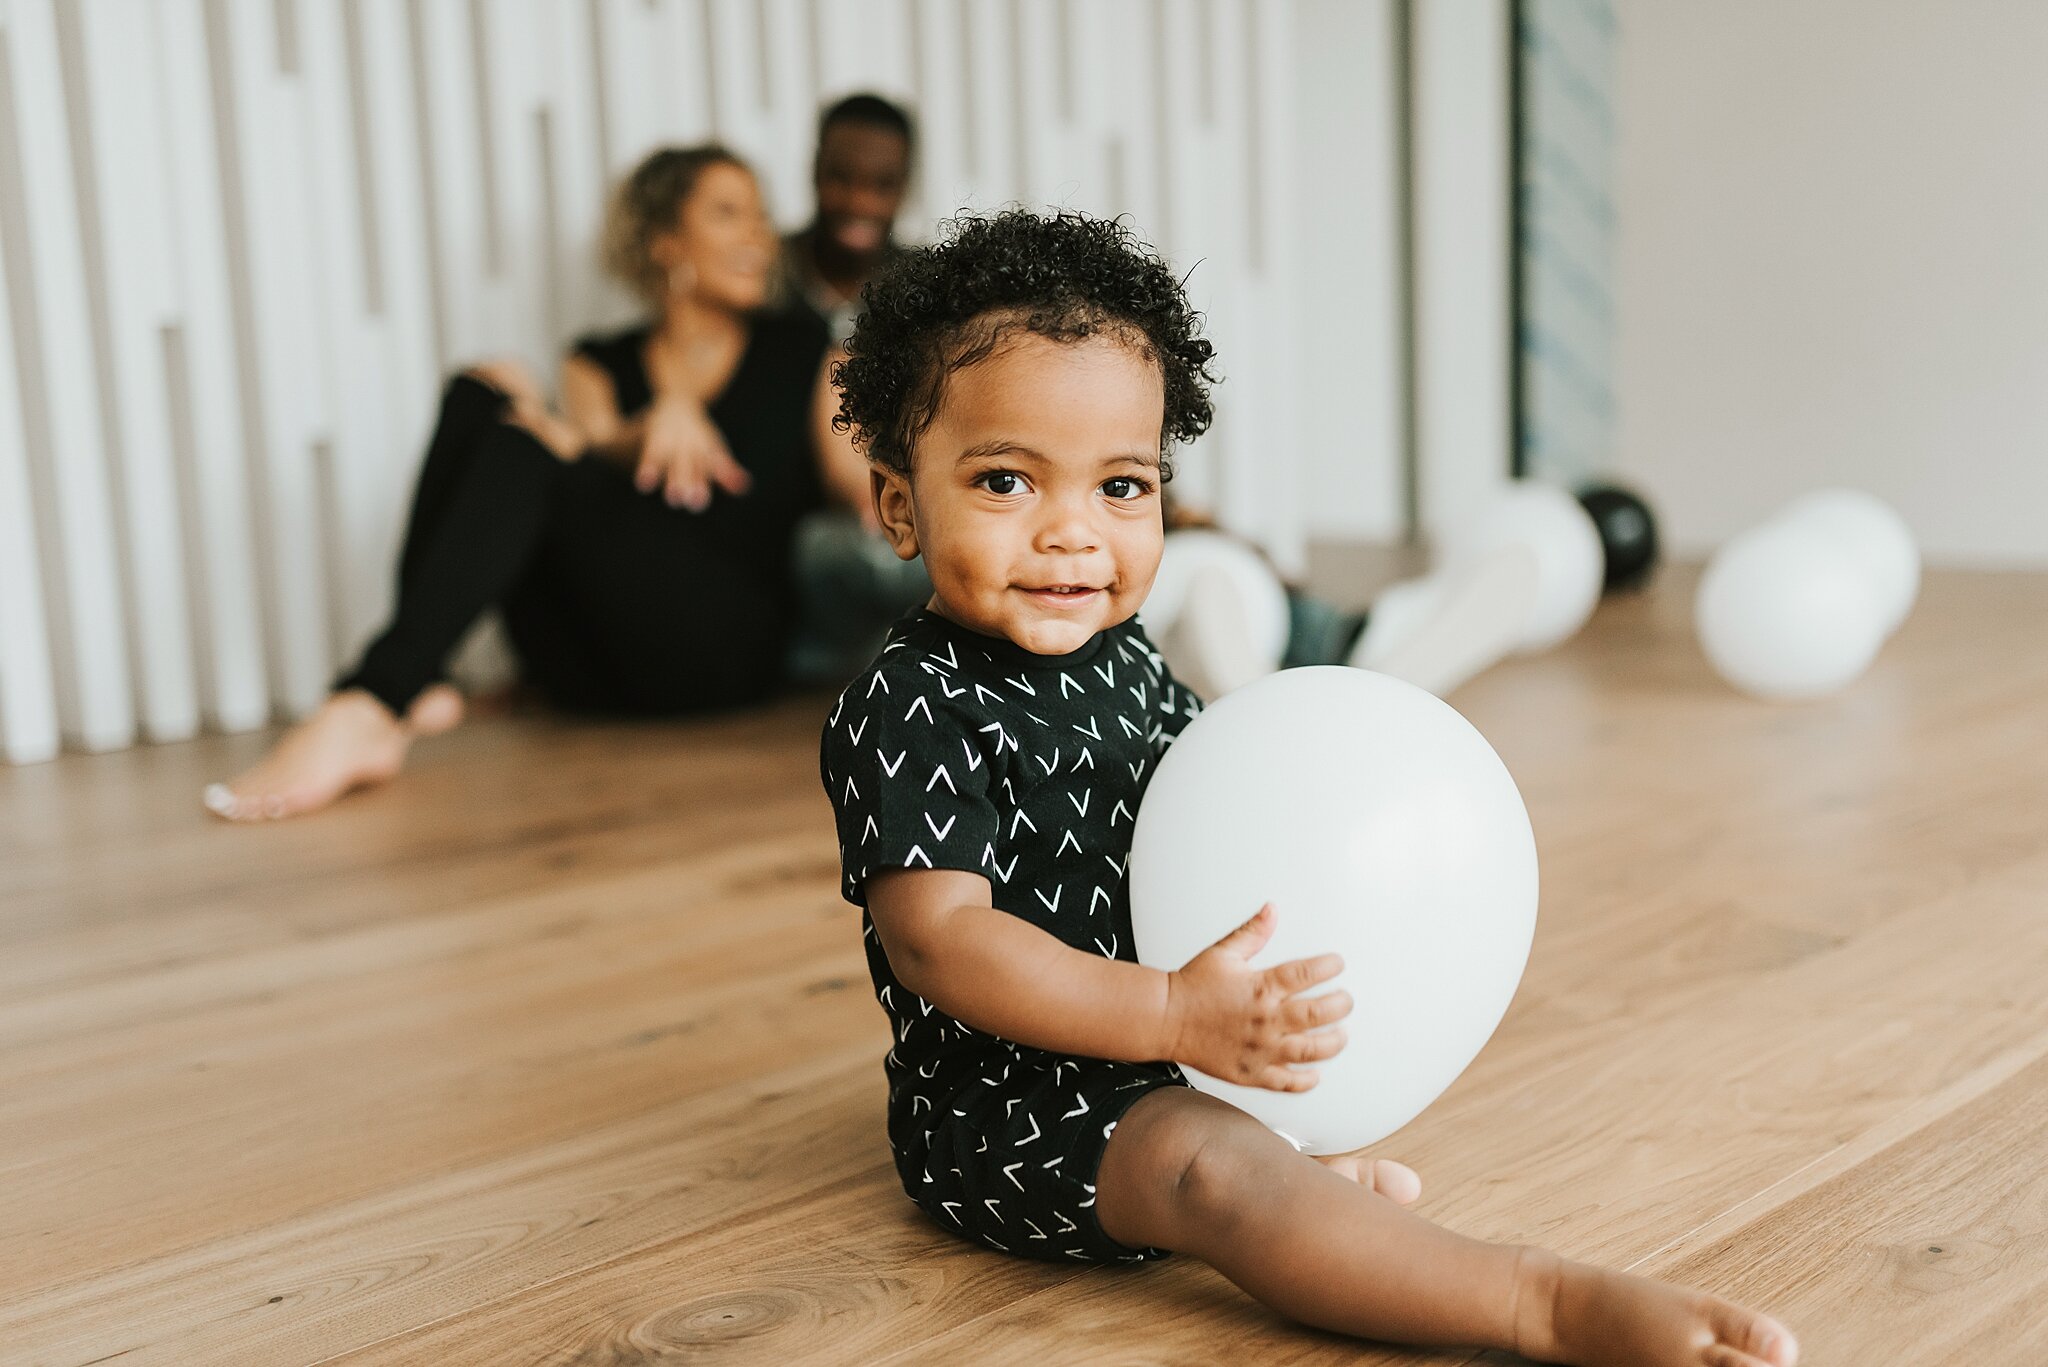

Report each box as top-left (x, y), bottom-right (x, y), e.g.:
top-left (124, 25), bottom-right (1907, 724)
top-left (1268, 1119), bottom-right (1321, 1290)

top-left (1289, 0), bottom-right (1405, 543)
top-left (1614, 0), bottom-right (2048, 567)
top-left (1410, 0), bottom-right (1513, 539)
top-left (2, 0), bottom-right (1404, 762)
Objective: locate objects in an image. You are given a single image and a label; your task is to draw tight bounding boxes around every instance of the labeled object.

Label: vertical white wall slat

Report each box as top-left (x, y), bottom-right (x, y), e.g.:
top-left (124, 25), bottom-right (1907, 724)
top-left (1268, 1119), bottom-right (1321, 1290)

top-left (1007, 0), bottom-right (1063, 212)
top-left (1289, 0), bottom-right (1406, 545)
top-left (72, 0), bottom-right (204, 742)
top-left (1412, 0), bottom-right (1514, 539)
top-left (155, 0), bottom-right (271, 733)
top-left (657, 0), bottom-right (716, 149)
top-left (217, 0), bottom-right (338, 715)
top-left (1238, 0), bottom-right (1309, 574)
top-left (296, 0), bottom-right (385, 668)
top-left (414, 0), bottom-right (491, 366)
top-left (757, 0), bottom-right (815, 227)
top-left (0, 122), bottom-right (61, 764)
top-left (474, 0), bottom-right (548, 369)
top-left (908, 0), bottom-right (970, 223)
top-left (541, 0), bottom-right (619, 347)
top-left (358, 0), bottom-right (442, 579)
top-left (705, 0), bottom-right (765, 157)
top-left (1181, 0), bottom-right (1251, 522)
top-left (4, 0), bottom-right (135, 751)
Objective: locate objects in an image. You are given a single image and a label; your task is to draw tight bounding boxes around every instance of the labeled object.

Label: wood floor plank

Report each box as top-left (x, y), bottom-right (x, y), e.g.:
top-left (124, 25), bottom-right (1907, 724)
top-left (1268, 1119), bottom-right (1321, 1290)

top-left (326, 1176), bottom-right (1090, 1367)
top-left (3, 570), bottom-right (2045, 1365)
top-left (2, 1047), bottom-right (885, 1365)
top-left (0, 847), bottom-right (877, 1297)
top-left (1653, 1048), bottom-right (2048, 1367)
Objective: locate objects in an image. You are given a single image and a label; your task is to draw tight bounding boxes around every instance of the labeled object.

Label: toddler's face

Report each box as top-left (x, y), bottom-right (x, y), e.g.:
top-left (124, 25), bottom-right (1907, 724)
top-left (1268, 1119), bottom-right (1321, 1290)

top-left (876, 332), bottom-right (1166, 656)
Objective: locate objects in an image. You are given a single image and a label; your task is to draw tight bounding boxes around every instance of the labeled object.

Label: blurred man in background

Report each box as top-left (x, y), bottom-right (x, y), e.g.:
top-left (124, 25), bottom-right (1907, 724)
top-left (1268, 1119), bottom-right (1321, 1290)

top-left (773, 92), bottom-right (915, 343)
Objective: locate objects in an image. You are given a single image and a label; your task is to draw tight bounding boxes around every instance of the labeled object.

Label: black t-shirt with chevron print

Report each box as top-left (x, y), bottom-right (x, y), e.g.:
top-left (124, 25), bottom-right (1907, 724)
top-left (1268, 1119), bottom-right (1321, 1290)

top-left (820, 606), bottom-right (1202, 1263)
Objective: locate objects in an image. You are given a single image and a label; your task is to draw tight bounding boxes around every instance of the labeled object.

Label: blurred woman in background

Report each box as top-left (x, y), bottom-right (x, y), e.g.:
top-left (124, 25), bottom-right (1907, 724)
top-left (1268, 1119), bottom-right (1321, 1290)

top-left (207, 144), bottom-right (867, 821)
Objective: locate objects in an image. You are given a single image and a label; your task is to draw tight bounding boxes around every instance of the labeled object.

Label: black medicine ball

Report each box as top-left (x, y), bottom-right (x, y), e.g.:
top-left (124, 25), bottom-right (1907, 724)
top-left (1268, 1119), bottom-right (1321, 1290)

top-left (1577, 483), bottom-right (1661, 592)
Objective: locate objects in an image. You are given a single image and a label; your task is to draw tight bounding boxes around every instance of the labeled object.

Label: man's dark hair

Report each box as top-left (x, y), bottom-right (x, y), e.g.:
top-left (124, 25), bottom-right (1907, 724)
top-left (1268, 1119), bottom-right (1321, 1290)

top-left (833, 209), bottom-right (1216, 477)
top-left (818, 92), bottom-right (916, 153)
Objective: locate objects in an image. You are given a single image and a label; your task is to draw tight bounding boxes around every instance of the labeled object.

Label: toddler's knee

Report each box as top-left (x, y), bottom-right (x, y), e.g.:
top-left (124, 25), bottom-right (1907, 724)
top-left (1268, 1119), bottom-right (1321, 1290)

top-left (1165, 1113), bottom-right (1266, 1238)
top-left (1176, 1136), bottom-right (1239, 1220)
top-left (1101, 1091), bottom-right (1274, 1249)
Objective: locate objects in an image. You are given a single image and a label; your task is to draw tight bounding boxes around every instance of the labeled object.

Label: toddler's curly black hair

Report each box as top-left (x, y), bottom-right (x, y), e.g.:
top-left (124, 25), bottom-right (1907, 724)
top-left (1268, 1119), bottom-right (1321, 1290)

top-left (832, 209), bottom-right (1216, 477)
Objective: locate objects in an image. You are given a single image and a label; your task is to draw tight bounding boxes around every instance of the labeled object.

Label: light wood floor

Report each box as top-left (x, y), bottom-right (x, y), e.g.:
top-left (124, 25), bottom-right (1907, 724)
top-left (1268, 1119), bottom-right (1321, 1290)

top-left (5, 569), bottom-right (2047, 1366)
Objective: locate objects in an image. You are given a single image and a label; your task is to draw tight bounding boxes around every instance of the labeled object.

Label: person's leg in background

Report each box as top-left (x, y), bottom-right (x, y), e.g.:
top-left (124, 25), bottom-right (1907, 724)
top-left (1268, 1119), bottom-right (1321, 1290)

top-left (784, 511), bottom-right (933, 688)
top-left (1344, 546), bottom-right (1538, 698)
top-left (1147, 530), bottom-right (1292, 699)
top-left (205, 374), bottom-right (569, 819)
top-left (337, 377), bottom-right (566, 714)
top-left (508, 457), bottom-right (803, 718)
top-left (1281, 591), bottom-right (1371, 669)
top-left (1148, 525), bottom-right (1537, 702)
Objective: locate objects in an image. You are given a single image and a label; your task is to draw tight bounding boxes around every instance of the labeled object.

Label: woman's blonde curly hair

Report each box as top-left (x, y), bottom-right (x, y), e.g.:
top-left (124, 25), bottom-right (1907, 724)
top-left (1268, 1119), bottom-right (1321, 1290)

top-left (602, 144), bottom-right (748, 308)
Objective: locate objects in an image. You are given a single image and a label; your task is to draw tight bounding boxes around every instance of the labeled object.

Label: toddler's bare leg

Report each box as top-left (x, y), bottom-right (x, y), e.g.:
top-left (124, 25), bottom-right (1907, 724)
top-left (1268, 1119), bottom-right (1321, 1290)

top-left (1096, 1089), bottom-right (1796, 1366)
top-left (1098, 1088), bottom-right (1531, 1350)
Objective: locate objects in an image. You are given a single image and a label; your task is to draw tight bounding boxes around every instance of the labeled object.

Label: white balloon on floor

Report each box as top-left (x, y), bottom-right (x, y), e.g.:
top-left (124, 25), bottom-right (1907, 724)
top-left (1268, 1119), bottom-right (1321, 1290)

top-left (1129, 667), bottom-right (1538, 1155)
top-left (1445, 483), bottom-right (1605, 653)
top-left (1141, 529), bottom-right (1292, 671)
top-left (1777, 488), bottom-right (1920, 635)
top-left (1695, 488), bottom-right (1917, 700)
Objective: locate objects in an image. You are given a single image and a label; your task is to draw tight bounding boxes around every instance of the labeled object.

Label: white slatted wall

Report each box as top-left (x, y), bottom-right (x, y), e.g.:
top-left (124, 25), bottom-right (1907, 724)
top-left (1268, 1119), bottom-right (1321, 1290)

top-left (0, 0), bottom-right (1444, 764)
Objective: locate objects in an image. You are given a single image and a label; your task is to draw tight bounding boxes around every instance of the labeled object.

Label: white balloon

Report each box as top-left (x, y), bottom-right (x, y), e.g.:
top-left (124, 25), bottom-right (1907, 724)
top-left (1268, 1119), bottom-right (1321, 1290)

top-left (1695, 522), bottom-right (1889, 700)
top-left (1129, 667), bottom-right (1538, 1154)
top-left (1774, 489), bottom-right (1919, 636)
top-left (1141, 529), bottom-right (1292, 669)
top-left (1446, 483), bottom-right (1604, 653)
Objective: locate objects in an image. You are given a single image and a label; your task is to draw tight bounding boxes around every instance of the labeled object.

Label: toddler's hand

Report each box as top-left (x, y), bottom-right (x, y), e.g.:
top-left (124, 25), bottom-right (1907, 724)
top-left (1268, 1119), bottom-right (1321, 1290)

top-left (1163, 903), bottom-right (1351, 1092)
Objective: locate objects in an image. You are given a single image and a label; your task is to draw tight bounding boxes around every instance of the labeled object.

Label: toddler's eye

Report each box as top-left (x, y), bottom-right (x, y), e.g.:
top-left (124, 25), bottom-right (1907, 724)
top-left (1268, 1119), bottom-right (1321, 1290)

top-left (978, 471), bottom-right (1025, 496)
top-left (1102, 476), bottom-right (1152, 500)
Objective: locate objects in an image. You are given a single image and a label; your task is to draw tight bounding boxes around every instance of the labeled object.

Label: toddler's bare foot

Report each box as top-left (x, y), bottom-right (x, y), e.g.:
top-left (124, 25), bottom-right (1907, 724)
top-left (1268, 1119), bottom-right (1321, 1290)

top-left (405, 683), bottom-right (466, 737)
top-left (202, 689), bottom-right (417, 822)
top-left (1313, 1153), bottom-right (1422, 1206)
top-left (1520, 1254), bottom-right (1798, 1367)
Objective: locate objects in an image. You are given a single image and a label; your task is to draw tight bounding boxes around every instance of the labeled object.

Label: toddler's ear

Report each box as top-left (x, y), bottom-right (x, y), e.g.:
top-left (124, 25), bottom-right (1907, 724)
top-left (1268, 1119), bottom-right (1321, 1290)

top-left (873, 467), bottom-right (920, 561)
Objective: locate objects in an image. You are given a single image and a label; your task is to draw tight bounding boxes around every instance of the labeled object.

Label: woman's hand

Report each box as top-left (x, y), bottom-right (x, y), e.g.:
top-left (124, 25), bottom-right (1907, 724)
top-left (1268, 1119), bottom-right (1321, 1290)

top-left (504, 402), bottom-right (588, 462)
top-left (1163, 904), bottom-right (1351, 1091)
top-left (466, 358), bottom-right (586, 461)
top-left (636, 392), bottom-right (751, 510)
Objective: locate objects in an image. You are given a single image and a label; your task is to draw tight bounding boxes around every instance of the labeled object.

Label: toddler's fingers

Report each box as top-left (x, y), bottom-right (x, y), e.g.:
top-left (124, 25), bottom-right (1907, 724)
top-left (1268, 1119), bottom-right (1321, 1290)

top-left (1257, 1064), bottom-right (1320, 1093)
top-left (1282, 988), bottom-right (1353, 1031)
top-left (1269, 951), bottom-right (1344, 996)
top-left (1282, 1027), bottom-right (1347, 1065)
top-left (1206, 902), bottom-right (1277, 960)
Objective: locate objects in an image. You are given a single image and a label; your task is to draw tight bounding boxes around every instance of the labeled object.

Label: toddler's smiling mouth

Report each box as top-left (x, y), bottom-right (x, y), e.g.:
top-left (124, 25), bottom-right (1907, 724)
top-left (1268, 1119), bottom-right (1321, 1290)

top-left (1020, 583), bottom-right (1105, 607)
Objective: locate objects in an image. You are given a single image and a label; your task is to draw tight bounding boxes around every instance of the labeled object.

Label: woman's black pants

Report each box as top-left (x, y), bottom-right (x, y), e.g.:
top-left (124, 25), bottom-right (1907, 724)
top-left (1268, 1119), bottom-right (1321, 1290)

top-left (337, 377), bottom-right (789, 718)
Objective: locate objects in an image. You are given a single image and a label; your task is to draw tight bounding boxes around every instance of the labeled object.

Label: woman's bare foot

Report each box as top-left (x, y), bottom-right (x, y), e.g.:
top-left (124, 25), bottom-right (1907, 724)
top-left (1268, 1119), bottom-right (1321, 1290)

top-left (1519, 1254), bottom-right (1799, 1367)
top-left (203, 689), bottom-right (420, 822)
top-left (1313, 1153), bottom-right (1423, 1206)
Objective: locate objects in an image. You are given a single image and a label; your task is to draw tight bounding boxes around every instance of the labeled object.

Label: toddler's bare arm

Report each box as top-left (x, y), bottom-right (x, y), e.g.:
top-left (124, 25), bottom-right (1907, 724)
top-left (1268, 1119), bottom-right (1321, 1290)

top-left (867, 869), bottom-right (1350, 1086)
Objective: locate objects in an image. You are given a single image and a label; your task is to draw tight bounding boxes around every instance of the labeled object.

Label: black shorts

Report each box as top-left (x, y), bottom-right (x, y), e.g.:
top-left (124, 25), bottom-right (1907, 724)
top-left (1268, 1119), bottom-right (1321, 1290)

top-left (891, 1046), bottom-right (1189, 1264)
